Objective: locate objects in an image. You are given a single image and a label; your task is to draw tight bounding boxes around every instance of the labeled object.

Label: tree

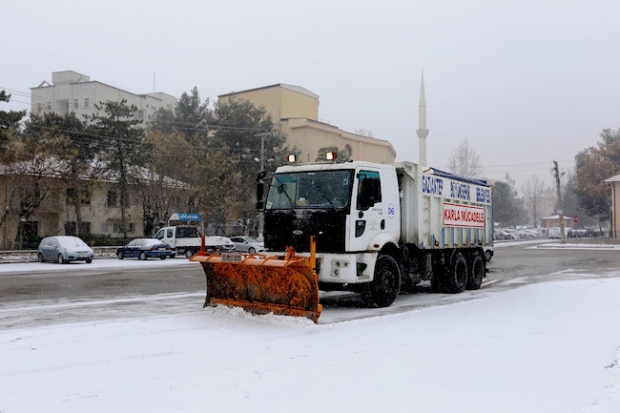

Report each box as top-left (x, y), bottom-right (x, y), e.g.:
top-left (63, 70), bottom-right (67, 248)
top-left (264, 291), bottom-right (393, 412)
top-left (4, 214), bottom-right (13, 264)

top-left (152, 86), bottom-right (211, 142)
top-left (140, 129), bottom-right (195, 235)
top-left (208, 97), bottom-right (293, 234)
top-left (355, 128), bottom-right (374, 138)
top-left (25, 112), bottom-right (95, 237)
top-left (316, 146), bottom-right (350, 162)
top-left (447, 138), bottom-right (482, 178)
top-left (522, 175), bottom-right (547, 227)
top-left (574, 128), bottom-right (620, 222)
top-left (153, 92), bottom-right (298, 236)
top-left (90, 100), bottom-right (146, 238)
top-left (0, 122), bottom-right (66, 248)
top-left (492, 174), bottom-right (526, 227)
top-left (562, 173), bottom-right (595, 227)
top-left (0, 90), bottom-right (27, 152)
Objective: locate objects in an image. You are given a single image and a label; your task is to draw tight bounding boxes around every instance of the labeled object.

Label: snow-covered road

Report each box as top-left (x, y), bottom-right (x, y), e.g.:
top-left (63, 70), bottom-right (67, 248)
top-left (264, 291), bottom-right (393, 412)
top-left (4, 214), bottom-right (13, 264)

top-left (1, 244), bottom-right (620, 412)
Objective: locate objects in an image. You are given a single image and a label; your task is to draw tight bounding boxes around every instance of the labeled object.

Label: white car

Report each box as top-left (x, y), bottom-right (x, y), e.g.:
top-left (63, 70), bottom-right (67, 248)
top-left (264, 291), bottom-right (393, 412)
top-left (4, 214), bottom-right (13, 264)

top-left (204, 236), bottom-right (236, 252)
top-left (548, 227), bottom-right (570, 239)
top-left (37, 236), bottom-right (94, 264)
top-left (229, 236), bottom-right (265, 254)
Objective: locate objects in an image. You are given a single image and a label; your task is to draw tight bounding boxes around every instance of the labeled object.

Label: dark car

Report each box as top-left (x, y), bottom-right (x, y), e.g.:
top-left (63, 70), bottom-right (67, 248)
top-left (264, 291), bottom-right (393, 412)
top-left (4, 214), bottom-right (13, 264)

top-left (116, 238), bottom-right (172, 260)
top-left (38, 236), bottom-right (94, 264)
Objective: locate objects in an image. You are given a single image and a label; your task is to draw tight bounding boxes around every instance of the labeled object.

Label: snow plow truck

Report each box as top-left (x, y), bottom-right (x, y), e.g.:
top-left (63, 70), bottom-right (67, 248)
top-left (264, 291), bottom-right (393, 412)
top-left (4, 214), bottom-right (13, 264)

top-left (191, 155), bottom-right (493, 323)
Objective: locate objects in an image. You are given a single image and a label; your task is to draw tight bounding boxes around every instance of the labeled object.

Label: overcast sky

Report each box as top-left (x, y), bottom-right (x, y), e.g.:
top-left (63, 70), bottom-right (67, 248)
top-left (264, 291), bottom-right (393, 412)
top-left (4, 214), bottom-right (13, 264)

top-left (2, 0), bottom-right (619, 187)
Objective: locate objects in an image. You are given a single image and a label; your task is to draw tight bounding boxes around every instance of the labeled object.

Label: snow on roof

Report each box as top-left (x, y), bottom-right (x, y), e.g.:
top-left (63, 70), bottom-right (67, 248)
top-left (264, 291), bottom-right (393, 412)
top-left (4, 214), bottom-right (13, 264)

top-left (0, 158), bottom-right (190, 189)
top-left (218, 83), bottom-right (319, 100)
top-left (604, 174), bottom-right (620, 183)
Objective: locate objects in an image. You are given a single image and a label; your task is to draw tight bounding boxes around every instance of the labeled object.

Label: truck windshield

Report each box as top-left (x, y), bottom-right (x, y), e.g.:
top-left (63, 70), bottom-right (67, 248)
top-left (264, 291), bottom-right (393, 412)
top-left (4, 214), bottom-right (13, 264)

top-left (265, 170), bottom-right (353, 210)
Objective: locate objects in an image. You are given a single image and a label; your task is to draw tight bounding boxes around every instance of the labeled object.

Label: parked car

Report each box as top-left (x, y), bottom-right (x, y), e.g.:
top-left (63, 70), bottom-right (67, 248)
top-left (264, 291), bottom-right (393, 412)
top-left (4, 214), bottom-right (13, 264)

top-left (548, 227), bottom-right (571, 239)
top-left (116, 238), bottom-right (172, 260)
top-left (517, 229), bottom-right (540, 239)
top-left (37, 236), bottom-right (94, 264)
top-left (229, 236), bottom-right (265, 253)
top-left (204, 236), bottom-right (236, 252)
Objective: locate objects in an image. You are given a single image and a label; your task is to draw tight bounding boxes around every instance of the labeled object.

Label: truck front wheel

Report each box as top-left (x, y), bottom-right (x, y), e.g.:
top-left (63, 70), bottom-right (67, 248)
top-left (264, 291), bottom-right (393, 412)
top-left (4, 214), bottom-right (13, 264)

top-left (362, 255), bottom-right (401, 308)
top-left (185, 249), bottom-right (194, 259)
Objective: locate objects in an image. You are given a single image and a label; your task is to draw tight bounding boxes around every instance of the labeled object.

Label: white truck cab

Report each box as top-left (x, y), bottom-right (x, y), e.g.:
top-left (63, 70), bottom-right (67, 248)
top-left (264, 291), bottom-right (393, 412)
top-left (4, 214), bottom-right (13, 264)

top-left (154, 225), bottom-right (202, 258)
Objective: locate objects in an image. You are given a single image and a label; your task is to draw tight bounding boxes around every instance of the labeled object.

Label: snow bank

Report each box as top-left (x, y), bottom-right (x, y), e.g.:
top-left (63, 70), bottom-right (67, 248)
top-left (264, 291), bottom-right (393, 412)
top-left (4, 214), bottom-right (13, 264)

top-left (1, 276), bottom-right (620, 412)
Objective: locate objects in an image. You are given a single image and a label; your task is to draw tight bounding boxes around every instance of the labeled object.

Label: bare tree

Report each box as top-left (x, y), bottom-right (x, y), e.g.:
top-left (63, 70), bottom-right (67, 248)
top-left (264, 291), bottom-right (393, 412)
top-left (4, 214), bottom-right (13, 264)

top-left (355, 128), bottom-right (374, 138)
top-left (447, 138), bottom-right (482, 178)
top-left (522, 175), bottom-right (547, 227)
top-left (0, 126), bottom-right (66, 248)
top-left (139, 129), bottom-right (195, 235)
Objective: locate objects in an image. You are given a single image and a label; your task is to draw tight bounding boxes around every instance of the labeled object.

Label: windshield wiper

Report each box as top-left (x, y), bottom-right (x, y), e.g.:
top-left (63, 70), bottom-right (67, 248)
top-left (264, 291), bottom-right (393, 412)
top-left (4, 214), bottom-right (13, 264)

top-left (306, 184), bottom-right (338, 210)
top-left (272, 176), bottom-right (296, 210)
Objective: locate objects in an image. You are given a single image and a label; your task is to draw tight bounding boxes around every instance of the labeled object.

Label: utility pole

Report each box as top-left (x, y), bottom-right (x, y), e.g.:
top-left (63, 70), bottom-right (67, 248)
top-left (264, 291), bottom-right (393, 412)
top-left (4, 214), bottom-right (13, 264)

top-left (255, 132), bottom-right (270, 171)
top-left (254, 132), bottom-right (271, 238)
top-left (553, 160), bottom-right (566, 244)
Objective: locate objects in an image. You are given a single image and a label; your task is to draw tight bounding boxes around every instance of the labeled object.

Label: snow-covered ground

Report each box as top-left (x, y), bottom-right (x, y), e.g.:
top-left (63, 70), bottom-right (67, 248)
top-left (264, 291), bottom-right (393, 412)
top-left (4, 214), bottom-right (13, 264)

top-left (1, 245), bottom-right (620, 412)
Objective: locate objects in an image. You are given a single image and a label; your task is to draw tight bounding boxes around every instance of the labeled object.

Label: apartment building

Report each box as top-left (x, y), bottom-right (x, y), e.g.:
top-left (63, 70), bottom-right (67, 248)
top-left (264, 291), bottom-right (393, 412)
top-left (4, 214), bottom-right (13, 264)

top-left (218, 84), bottom-right (396, 164)
top-left (30, 70), bottom-right (177, 124)
top-left (0, 72), bottom-right (184, 248)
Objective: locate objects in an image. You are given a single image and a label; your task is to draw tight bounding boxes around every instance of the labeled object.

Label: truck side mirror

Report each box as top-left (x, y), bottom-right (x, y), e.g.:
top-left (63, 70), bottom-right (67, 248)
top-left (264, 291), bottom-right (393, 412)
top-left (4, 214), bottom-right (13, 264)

top-left (256, 182), bottom-right (265, 211)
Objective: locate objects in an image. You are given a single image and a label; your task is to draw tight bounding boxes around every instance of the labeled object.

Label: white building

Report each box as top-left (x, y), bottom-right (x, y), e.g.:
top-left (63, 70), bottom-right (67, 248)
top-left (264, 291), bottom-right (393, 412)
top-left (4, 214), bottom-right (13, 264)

top-left (30, 70), bottom-right (177, 124)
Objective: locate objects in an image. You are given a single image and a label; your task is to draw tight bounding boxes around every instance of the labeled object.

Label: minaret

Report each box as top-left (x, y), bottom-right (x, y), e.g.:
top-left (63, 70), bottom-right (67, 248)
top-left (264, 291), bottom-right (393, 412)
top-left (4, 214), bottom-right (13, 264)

top-left (416, 72), bottom-right (429, 166)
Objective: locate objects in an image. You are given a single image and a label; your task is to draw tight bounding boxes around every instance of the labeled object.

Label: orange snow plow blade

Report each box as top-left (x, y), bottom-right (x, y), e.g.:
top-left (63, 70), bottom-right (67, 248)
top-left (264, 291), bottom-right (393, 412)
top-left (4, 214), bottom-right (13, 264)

top-left (190, 240), bottom-right (322, 323)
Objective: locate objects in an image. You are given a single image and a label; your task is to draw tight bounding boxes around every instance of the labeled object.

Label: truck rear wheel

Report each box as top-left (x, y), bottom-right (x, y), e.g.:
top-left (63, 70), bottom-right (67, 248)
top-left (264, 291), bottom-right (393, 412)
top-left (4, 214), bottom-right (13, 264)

top-left (466, 252), bottom-right (484, 290)
top-left (362, 255), bottom-right (401, 308)
top-left (185, 249), bottom-right (194, 259)
top-left (444, 252), bottom-right (468, 293)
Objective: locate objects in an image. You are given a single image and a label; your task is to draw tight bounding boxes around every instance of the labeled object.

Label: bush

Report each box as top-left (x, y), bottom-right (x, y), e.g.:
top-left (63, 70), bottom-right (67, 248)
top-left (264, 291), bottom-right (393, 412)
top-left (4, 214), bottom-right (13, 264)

top-left (80, 233), bottom-right (129, 247)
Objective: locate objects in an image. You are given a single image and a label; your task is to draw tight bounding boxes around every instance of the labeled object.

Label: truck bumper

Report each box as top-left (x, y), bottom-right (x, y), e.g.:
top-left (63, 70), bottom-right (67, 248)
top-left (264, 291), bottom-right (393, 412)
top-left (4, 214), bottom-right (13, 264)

top-left (317, 252), bottom-right (377, 284)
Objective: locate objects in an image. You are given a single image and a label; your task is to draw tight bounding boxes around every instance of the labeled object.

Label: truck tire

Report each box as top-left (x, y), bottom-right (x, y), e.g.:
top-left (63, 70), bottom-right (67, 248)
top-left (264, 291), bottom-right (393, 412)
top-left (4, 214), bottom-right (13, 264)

top-left (185, 249), bottom-right (194, 259)
top-left (466, 252), bottom-right (484, 290)
top-left (444, 252), bottom-right (468, 293)
top-left (362, 255), bottom-right (401, 308)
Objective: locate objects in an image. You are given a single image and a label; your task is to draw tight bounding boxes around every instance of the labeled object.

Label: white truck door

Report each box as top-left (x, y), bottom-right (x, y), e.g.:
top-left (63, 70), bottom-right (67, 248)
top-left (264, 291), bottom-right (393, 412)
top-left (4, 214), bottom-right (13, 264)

top-left (349, 169), bottom-right (396, 251)
top-left (155, 227), bottom-right (176, 248)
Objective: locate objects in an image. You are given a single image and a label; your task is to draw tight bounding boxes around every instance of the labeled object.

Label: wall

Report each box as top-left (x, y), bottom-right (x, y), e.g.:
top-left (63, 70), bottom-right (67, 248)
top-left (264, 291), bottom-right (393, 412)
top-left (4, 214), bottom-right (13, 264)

top-left (0, 176), bottom-right (146, 249)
